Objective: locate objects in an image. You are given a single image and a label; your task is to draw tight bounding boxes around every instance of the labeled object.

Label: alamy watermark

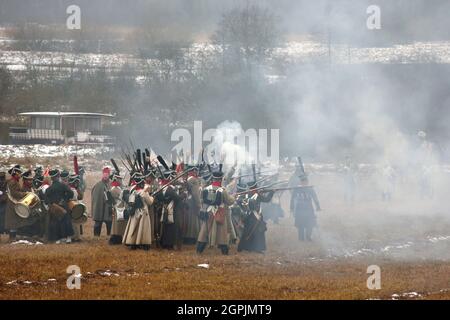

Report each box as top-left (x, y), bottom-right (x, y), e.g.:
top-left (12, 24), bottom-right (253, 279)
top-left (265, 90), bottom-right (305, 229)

top-left (66, 5), bottom-right (81, 30)
top-left (366, 265), bottom-right (381, 290)
top-left (171, 121), bottom-right (279, 165)
top-left (367, 5), bottom-right (381, 30)
top-left (66, 265), bottom-right (81, 290)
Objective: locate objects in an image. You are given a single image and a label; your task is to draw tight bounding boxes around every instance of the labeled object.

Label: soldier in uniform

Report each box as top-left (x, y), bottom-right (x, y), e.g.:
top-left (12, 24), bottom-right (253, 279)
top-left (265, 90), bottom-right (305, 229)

top-left (68, 174), bottom-right (87, 243)
top-left (32, 173), bottom-right (49, 240)
top-left (21, 170), bottom-right (34, 192)
top-left (196, 169), bottom-right (235, 255)
top-left (4, 165), bottom-right (34, 241)
top-left (229, 181), bottom-right (249, 241)
top-left (290, 174), bottom-right (321, 241)
top-left (237, 182), bottom-right (274, 253)
top-left (109, 172), bottom-right (127, 245)
top-left (60, 170), bottom-right (70, 186)
top-left (143, 169), bottom-right (159, 244)
top-left (155, 170), bottom-right (184, 250)
top-left (18, 169), bottom-right (42, 237)
top-left (45, 169), bottom-right (75, 243)
top-left (91, 167), bottom-right (112, 238)
top-left (182, 165), bottom-right (201, 244)
top-left (122, 173), bottom-right (154, 250)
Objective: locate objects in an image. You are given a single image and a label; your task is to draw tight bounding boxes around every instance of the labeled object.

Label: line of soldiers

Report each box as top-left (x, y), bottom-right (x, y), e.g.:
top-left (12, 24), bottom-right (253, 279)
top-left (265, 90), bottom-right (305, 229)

top-left (0, 160), bottom-right (322, 253)
top-left (89, 157), bottom-right (322, 254)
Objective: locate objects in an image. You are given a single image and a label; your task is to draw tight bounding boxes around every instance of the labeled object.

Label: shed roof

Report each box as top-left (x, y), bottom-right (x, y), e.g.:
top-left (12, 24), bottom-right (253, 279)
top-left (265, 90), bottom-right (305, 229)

top-left (18, 112), bottom-right (115, 118)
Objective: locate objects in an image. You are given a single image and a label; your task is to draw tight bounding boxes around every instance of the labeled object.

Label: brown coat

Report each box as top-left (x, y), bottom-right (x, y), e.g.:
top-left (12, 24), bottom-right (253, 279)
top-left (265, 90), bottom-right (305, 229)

top-left (5, 178), bottom-right (36, 230)
top-left (197, 186), bottom-right (235, 247)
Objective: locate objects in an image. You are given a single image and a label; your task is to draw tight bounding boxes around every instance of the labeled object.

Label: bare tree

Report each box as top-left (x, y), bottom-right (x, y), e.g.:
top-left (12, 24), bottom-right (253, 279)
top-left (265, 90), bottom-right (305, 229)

top-left (211, 3), bottom-right (281, 76)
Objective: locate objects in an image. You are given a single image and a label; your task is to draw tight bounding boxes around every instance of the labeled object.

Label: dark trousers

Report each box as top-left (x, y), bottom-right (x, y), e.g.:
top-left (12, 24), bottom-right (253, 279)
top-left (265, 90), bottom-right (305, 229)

top-left (0, 204), bottom-right (6, 234)
top-left (48, 213), bottom-right (74, 241)
top-left (94, 220), bottom-right (112, 236)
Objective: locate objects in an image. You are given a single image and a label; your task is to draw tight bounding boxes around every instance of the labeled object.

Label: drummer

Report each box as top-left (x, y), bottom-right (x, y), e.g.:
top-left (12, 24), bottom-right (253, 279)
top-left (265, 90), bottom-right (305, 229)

top-left (68, 174), bottom-right (86, 243)
top-left (4, 165), bottom-right (30, 242)
top-left (21, 170), bottom-right (34, 192)
top-left (44, 169), bottom-right (74, 244)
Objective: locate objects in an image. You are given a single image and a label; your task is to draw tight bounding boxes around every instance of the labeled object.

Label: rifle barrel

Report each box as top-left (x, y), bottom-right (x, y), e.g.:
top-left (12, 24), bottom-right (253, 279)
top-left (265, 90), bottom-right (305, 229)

top-left (151, 167), bottom-right (195, 196)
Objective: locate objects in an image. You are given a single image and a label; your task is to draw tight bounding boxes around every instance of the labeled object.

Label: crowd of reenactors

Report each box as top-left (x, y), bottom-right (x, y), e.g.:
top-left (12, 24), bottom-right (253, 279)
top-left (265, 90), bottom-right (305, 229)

top-left (0, 154), bottom-right (322, 254)
top-left (0, 164), bottom-right (87, 244)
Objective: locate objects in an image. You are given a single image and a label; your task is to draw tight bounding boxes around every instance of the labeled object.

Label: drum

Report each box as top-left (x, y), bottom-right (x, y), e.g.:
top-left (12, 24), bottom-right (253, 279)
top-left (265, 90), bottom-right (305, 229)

top-left (15, 193), bottom-right (40, 219)
top-left (68, 200), bottom-right (87, 220)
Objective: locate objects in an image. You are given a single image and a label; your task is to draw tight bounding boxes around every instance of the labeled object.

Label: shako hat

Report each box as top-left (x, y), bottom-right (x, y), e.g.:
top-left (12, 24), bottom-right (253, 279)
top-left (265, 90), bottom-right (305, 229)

top-left (21, 170), bottom-right (34, 180)
top-left (49, 169), bottom-right (60, 178)
top-left (8, 164), bottom-right (22, 175)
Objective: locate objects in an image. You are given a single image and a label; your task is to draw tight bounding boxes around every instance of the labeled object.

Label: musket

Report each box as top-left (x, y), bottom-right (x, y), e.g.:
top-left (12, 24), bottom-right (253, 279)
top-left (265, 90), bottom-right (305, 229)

top-left (121, 147), bottom-right (135, 171)
top-left (73, 155), bottom-right (79, 175)
top-left (232, 170), bottom-right (278, 179)
top-left (110, 158), bottom-right (120, 174)
top-left (253, 174), bottom-right (278, 186)
top-left (151, 167), bottom-right (196, 197)
top-left (136, 148), bottom-right (143, 171)
top-left (234, 184), bottom-right (311, 196)
top-left (120, 159), bottom-right (131, 173)
top-left (297, 156), bottom-right (306, 174)
top-left (157, 155), bottom-right (170, 171)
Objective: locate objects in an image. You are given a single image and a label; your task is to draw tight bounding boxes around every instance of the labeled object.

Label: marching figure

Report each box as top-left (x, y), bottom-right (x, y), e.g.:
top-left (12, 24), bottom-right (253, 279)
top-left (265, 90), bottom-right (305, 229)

top-left (91, 167), bottom-right (112, 238)
top-left (237, 182), bottom-right (274, 253)
top-left (196, 168), bottom-right (235, 255)
top-left (290, 174), bottom-right (321, 242)
top-left (122, 174), bottom-right (154, 250)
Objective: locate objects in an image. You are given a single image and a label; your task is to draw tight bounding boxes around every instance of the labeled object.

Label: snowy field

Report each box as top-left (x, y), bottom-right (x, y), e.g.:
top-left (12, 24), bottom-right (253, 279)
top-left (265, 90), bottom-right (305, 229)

top-left (1, 40), bottom-right (449, 83)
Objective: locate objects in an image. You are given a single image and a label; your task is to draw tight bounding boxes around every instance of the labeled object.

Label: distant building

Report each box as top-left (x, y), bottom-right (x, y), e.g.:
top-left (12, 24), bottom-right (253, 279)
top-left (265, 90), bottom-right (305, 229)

top-left (9, 112), bottom-right (115, 145)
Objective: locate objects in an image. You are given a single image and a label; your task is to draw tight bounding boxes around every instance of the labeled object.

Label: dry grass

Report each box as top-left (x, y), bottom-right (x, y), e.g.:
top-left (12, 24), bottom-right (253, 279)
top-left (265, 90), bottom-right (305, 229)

top-left (0, 170), bottom-right (449, 300)
top-left (0, 238), bottom-right (449, 300)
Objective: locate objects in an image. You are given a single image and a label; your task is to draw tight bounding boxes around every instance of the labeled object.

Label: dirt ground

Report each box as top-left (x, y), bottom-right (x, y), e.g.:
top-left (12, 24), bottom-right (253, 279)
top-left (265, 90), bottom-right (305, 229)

top-left (0, 169), bottom-right (449, 300)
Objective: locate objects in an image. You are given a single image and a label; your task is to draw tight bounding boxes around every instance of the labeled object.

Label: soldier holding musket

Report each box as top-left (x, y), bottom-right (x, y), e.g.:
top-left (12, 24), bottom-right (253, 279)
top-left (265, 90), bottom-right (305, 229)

top-left (197, 166), bottom-right (235, 255)
top-left (237, 181), bottom-right (274, 254)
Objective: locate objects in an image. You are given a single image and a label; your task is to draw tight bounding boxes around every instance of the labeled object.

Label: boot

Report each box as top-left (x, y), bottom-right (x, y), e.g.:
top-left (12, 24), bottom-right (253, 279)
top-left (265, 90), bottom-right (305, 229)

top-left (219, 245), bottom-right (229, 255)
top-left (109, 235), bottom-right (122, 245)
top-left (93, 225), bottom-right (101, 237)
top-left (196, 242), bottom-right (207, 254)
top-left (9, 230), bottom-right (17, 242)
